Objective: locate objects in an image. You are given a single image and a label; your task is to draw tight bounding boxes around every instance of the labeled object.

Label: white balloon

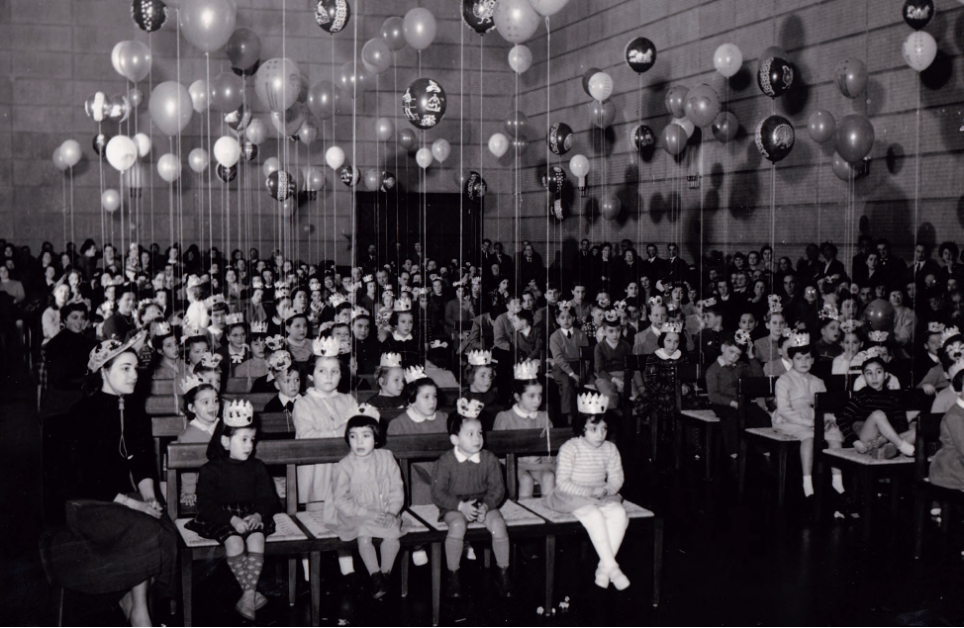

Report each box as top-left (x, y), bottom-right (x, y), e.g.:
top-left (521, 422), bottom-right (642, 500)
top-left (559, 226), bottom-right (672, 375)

top-left (431, 138), bottom-right (451, 163)
top-left (326, 146), bottom-right (346, 170)
top-left (713, 43), bottom-right (743, 78)
top-left (59, 139), bottom-right (82, 167)
top-left (263, 157), bottom-right (280, 177)
top-left (133, 132), bottom-right (152, 158)
top-left (569, 154), bottom-right (589, 195)
top-left (671, 116), bottom-right (695, 138)
top-left (188, 79), bottom-right (208, 113)
top-left (111, 42), bottom-right (124, 78)
top-left (102, 188), bottom-right (121, 213)
top-left (188, 148), bottom-right (209, 174)
top-left (157, 153), bottom-right (182, 183)
top-left (588, 72), bottom-right (614, 102)
top-left (416, 147), bottom-right (433, 169)
top-left (105, 135), bottom-right (138, 172)
top-left (529, 0), bottom-right (570, 17)
top-left (488, 133), bottom-right (509, 158)
top-left (213, 135), bottom-right (241, 167)
top-left (903, 31), bottom-right (937, 73)
top-left (508, 45), bottom-right (533, 74)
top-left (245, 118), bottom-right (267, 145)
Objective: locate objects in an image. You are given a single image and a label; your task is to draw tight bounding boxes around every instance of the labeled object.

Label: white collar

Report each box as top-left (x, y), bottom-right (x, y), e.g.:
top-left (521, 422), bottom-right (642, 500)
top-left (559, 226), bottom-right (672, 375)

top-left (512, 404), bottom-right (539, 419)
top-left (957, 397), bottom-right (964, 411)
top-left (306, 388), bottom-right (338, 399)
top-left (454, 446), bottom-right (481, 464)
top-left (781, 358), bottom-right (793, 371)
top-left (650, 325), bottom-right (660, 337)
top-left (717, 356), bottom-right (728, 367)
top-left (189, 418), bottom-right (217, 436)
top-left (928, 352), bottom-right (939, 363)
top-left (406, 406), bottom-right (435, 423)
top-left (559, 327), bottom-right (574, 337)
top-left (656, 348), bottom-right (681, 360)
top-left (278, 392), bottom-right (301, 406)
top-left (393, 331), bottom-right (413, 341)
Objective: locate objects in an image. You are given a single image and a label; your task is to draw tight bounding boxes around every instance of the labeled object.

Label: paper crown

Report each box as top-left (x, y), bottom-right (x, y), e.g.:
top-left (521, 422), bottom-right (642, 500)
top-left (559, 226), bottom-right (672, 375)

top-left (181, 325), bottom-right (205, 343)
top-left (767, 294), bottom-right (783, 313)
top-left (275, 286), bottom-right (289, 299)
top-left (186, 274), bottom-right (208, 289)
top-left (949, 357), bottom-right (964, 382)
top-left (790, 331), bottom-right (810, 347)
top-left (411, 287), bottom-right (428, 297)
top-left (250, 320), bottom-right (269, 335)
top-left (152, 320), bottom-right (172, 337)
top-left (280, 304), bottom-right (305, 323)
top-left (251, 277), bottom-right (264, 290)
top-left (350, 306), bottom-right (369, 320)
top-left (513, 360), bottom-right (539, 380)
top-left (210, 294), bottom-right (226, 306)
top-left (267, 350), bottom-right (292, 372)
top-left (867, 330), bottom-right (889, 343)
top-left (942, 326), bottom-right (961, 345)
top-left (613, 300), bottom-right (628, 313)
top-left (603, 308), bottom-right (620, 323)
top-left (471, 276), bottom-right (482, 286)
top-left (264, 334), bottom-right (286, 351)
top-left (467, 350), bottom-right (492, 366)
top-left (394, 296), bottom-right (412, 312)
top-left (363, 274), bottom-right (374, 283)
top-left (328, 293), bottom-right (347, 307)
top-left (735, 329), bottom-right (752, 346)
top-left (648, 296), bottom-right (663, 308)
top-left (839, 319), bottom-right (862, 333)
top-left (863, 346), bottom-right (884, 360)
top-left (928, 321), bottom-right (946, 334)
top-left (818, 305), bottom-right (839, 321)
top-left (430, 339), bottom-right (449, 349)
top-left (699, 297), bottom-right (717, 309)
top-left (403, 365), bottom-right (426, 383)
top-left (356, 403), bottom-right (381, 421)
top-left (380, 352), bottom-right (403, 368)
top-left (180, 373), bottom-right (204, 395)
top-left (556, 300), bottom-right (572, 313)
top-left (224, 399), bottom-right (254, 427)
top-left (577, 392), bottom-right (609, 415)
top-left (456, 398), bottom-right (485, 419)
top-left (225, 312), bottom-right (244, 326)
top-left (199, 352), bottom-right (223, 369)
top-left (400, 285), bottom-right (413, 294)
top-left (661, 321), bottom-right (684, 334)
top-left (313, 336), bottom-right (341, 357)
top-left (105, 275), bottom-right (126, 287)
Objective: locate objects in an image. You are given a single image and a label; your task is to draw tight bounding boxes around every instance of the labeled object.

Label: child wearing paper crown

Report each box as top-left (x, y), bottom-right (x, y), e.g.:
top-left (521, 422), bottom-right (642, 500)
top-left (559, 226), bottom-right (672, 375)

top-left (594, 308), bottom-right (633, 411)
top-left (185, 401), bottom-right (279, 621)
top-left (365, 353), bottom-right (408, 425)
top-left (928, 356), bottom-right (964, 491)
top-left (151, 320), bottom-right (180, 380)
top-left (543, 392), bottom-right (630, 591)
top-left (177, 374), bottom-right (222, 507)
top-left (234, 321), bottom-right (271, 380)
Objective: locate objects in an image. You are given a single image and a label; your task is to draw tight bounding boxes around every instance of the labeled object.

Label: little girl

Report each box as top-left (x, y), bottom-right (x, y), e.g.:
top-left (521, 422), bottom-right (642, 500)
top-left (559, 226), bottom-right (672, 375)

top-left (814, 311), bottom-right (842, 360)
top-left (284, 310), bottom-right (312, 364)
top-left (635, 322), bottom-right (683, 439)
top-left (179, 327), bottom-right (210, 382)
top-left (151, 321), bottom-right (180, 380)
top-left (461, 351), bottom-right (500, 431)
top-left (387, 367), bottom-right (447, 506)
top-left (544, 392), bottom-right (630, 590)
top-left (186, 401), bottom-right (279, 621)
top-left (221, 313), bottom-right (249, 373)
top-left (234, 321), bottom-right (270, 380)
top-left (929, 359), bottom-right (964, 490)
top-left (177, 375), bottom-right (221, 507)
top-left (493, 361), bottom-right (555, 498)
top-left (193, 352), bottom-right (224, 393)
top-left (364, 353), bottom-right (408, 425)
top-left (324, 410), bottom-right (406, 600)
top-left (831, 321), bottom-right (863, 375)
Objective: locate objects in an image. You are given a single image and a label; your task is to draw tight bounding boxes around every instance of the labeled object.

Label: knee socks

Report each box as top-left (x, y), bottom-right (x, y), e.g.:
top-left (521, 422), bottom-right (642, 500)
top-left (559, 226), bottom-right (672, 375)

top-left (244, 552), bottom-right (264, 592)
top-left (492, 536), bottom-right (510, 569)
top-left (444, 535), bottom-right (463, 572)
top-left (227, 554), bottom-right (247, 590)
top-left (338, 551), bottom-right (355, 575)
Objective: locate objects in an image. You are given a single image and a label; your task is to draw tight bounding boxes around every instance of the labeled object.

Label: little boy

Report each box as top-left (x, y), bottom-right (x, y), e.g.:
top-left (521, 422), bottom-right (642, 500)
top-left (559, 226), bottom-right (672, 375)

top-left (763, 334), bottom-right (793, 378)
top-left (632, 300), bottom-right (668, 356)
top-left (695, 298), bottom-right (726, 369)
top-left (594, 310), bottom-right (633, 411)
top-left (351, 312), bottom-right (379, 376)
top-left (705, 331), bottom-right (765, 458)
top-left (431, 404), bottom-right (512, 599)
top-left (549, 304), bottom-right (588, 421)
top-left (754, 308), bottom-right (787, 365)
top-left (263, 355), bottom-right (302, 414)
top-left (511, 309), bottom-right (545, 365)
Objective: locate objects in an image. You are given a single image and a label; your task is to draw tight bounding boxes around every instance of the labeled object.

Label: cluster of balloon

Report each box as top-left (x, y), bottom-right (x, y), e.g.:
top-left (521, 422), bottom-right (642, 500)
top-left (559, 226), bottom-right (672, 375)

top-left (150, 81), bottom-right (193, 136)
top-left (112, 41), bottom-right (152, 83)
top-left (315, 0), bottom-right (350, 34)
top-left (225, 27), bottom-right (261, 76)
top-left (52, 139), bottom-right (83, 172)
top-left (255, 58), bottom-right (301, 113)
top-left (757, 54), bottom-right (794, 98)
top-left (463, 0), bottom-right (497, 34)
top-left (807, 110), bottom-right (836, 144)
top-left (755, 115), bottom-right (795, 163)
top-left (102, 189), bottom-right (121, 213)
top-left (338, 165), bottom-right (360, 187)
top-left (402, 78), bottom-right (447, 130)
top-left (711, 112), bottom-right (739, 143)
top-left (902, 30), bottom-right (937, 72)
top-left (632, 125), bottom-right (656, 155)
top-left (179, 0), bottom-right (236, 52)
top-left (84, 92), bottom-right (130, 124)
top-left (508, 45), bottom-right (533, 74)
top-left (543, 166), bottom-right (567, 194)
top-left (403, 7), bottom-right (437, 50)
top-left (625, 37), bottom-right (657, 73)
top-left (464, 171), bottom-right (487, 204)
top-left (713, 43), bottom-right (742, 78)
top-left (834, 114), bottom-right (875, 163)
top-left (569, 154), bottom-right (589, 197)
top-left (683, 84), bottom-right (721, 128)
top-left (548, 122), bottom-right (573, 156)
top-left (157, 153), bottom-right (181, 183)
top-left (494, 0), bottom-right (541, 43)
top-left (131, 0), bottom-right (168, 32)
top-left (834, 58), bottom-right (868, 99)
top-left (267, 170), bottom-right (296, 201)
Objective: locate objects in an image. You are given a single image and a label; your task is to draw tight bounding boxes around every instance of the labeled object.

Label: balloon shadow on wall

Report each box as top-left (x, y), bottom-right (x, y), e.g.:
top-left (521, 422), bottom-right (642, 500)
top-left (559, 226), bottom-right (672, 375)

top-left (728, 168), bottom-right (760, 221)
top-left (782, 69), bottom-right (810, 117)
top-left (864, 78), bottom-right (887, 118)
top-left (777, 140), bottom-right (814, 182)
top-left (707, 162), bottom-right (725, 189)
top-left (956, 195), bottom-right (964, 230)
top-left (917, 222), bottom-right (937, 250)
top-left (726, 67), bottom-right (754, 93)
top-left (778, 14), bottom-right (806, 54)
top-left (704, 189), bottom-right (721, 213)
top-left (863, 182), bottom-right (913, 247)
top-left (590, 125), bottom-right (617, 158)
top-left (886, 144), bottom-right (905, 176)
top-left (920, 50), bottom-right (954, 95)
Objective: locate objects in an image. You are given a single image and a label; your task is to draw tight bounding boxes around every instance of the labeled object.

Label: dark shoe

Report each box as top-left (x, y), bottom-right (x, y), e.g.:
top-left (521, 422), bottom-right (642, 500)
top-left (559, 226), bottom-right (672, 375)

top-left (875, 443), bottom-right (898, 460)
top-left (446, 570), bottom-right (461, 598)
top-left (371, 572), bottom-right (389, 600)
top-left (495, 567), bottom-right (513, 598)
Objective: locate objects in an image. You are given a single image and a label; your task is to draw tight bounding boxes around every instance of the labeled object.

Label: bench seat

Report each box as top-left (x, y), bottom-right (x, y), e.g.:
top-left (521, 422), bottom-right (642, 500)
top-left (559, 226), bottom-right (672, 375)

top-left (175, 513), bottom-right (307, 549)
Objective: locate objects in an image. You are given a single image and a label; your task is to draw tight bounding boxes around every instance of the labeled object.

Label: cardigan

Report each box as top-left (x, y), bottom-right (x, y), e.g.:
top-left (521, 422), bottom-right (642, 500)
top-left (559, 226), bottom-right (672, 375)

top-left (705, 357), bottom-right (763, 407)
top-left (431, 449), bottom-right (505, 516)
top-left (195, 456), bottom-right (280, 526)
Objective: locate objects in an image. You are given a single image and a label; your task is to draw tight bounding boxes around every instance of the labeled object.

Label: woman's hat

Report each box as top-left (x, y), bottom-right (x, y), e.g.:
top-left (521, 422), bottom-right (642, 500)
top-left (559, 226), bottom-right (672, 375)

top-left (87, 330), bottom-right (147, 373)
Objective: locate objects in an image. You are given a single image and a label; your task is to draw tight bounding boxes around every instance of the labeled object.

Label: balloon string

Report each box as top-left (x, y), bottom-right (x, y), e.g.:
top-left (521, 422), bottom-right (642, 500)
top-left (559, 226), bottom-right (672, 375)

top-left (351, 0), bottom-right (358, 292)
top-left (331, 33), bottom-right (337, 268)
top-left (62, 174), bottom-right (67, 250)
top-left (393, 51), bottom-right (399, 272)
top-left (545, 16), bottom-right (550, 319)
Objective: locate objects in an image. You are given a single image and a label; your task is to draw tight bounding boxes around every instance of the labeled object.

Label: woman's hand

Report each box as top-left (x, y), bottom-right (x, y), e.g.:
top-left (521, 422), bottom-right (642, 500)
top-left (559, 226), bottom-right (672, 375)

top-left (117, 494), bottom-right (162, 519)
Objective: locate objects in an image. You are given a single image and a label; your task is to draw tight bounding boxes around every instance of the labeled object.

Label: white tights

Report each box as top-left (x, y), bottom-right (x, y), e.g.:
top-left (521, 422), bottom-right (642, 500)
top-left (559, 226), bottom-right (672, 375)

top-left (573, 501), bottom-right (629, 571)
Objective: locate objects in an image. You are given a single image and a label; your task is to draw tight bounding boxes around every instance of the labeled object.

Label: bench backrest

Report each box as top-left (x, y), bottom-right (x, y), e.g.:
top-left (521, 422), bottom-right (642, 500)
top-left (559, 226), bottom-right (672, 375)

top-left (915, 412), bottom-right (943, 479)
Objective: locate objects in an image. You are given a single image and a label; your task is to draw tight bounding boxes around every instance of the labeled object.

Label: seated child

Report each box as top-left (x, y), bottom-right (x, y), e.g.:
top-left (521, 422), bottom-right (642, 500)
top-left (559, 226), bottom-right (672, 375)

top-left (916, 322), bottom-right (950, 395)
top-left (763, 333), bottom-right (793, 378)
top-left (177, 375), bottom-right (221, 507)
top-left (351, 312), bottom-right (379, 376)
top-left (431, 404), bottom-right (512, 598)
top-left (207, 299), bottom-right (228, 351)
top-left (705, 330), bottom-right (766, 457)
top-left (193, 352), bottom-right (224, 393)
top-left (387, 367), bottom-right (447, 506)
top-left (461, 351), bottom-right (500, 431)
top-left (220, 313), bottom-right (249, 373)
top-left (814, 310), bottom-right (842, 360)
top-left (695, 298), bottom-right (726, 370)
top-left (381, 301), bottom-right (419, 366)
top-left (632, 299), bottom-right (667, 356)
top-left (324, 409), bottom-right (406, 600)
top-left (284, 309), bottom-right (312, 365)
top-left (594, 309), bottom-right (632, 411)
top-left (549, 304), bottom-right (589, 423)
top-left (493, 361), bottom-right (555, 499)
top-left (151, 321), bottom-right (180, 380)
top-left (262, 355), bottom-right (301, 415)
top-left (511, 309), bottom-right (544, 365)
top-left (851, 333), bottom-right (901, 391)
top-left (364, 353), bottom-right (408, 425)
top-left (635, 321), bottom-right (684, 434)
top-left (179, 328), bottom-right (210, 382)
top-left (831, 321), bottom-right (863, 375)
top-left (838, 355), bottom-right (915, 458)
top-left (929, 357), bottom-right (964, 490)
top-left (543, 392), bottom-right (630, 590)
top-left (753, 307), bottom-right (786, 365)
top-left (234, 321), bottom-right (270, 380)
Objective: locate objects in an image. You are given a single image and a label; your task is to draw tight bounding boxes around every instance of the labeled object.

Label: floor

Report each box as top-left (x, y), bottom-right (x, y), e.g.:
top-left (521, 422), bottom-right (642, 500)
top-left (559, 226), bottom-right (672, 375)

top-left (3, 358), bottom-right (964, 626)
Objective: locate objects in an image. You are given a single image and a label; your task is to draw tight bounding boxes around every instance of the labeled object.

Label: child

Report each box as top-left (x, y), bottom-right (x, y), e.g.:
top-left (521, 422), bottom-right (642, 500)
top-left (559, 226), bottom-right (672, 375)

top-left (753, 306), bottom-right (786, 365)
top-left (431, 404), bottom-right (513, 598)
top-left (851, 332), bottom-right (901, 391)
top-left (695, 298), bottom-right (725, 369)
top-left (262, 358), bottom-right (301, 415)
top-left (583, 303), bottom-right (606, 344)
top-left (635, 321), bottom-right (683, 437)
top-left (381, 300), bottom-right (419, 366)
top-left (221, 313), bottom-right (249, 371)
top-left (365, 353), bottom-right (408, 425)
top-left (928, 358), bottom-right (964, 490)
top-left (208, 299), bottom-right (228, 350)
top-left (632, 299), bottom-right (667, 356)
top-left (916, 322), bottom-right (949, 395)
top-left (837, 355), bottom-right (915, 458)
top-left (594, 309), bottom-right (632, 411)
top-left (387, 367), bottom-right (447, 506)
top-left (543, 392), bottom-right (630, 590)
top-left (763, 333), bottom-right (793, 378)
top-left (832, 321), bottom-right (863, 375)
top-left (705, 330), bottom-right (765, 458)
top-left (234, 321), bottom-right (270, 380)
top-left (186, 401), bottom-right (279, 621)
top-left (737, 310), bottom-right (758, 341)
top-left (151, 321), bottom-right (180, 380)
top-left (177, 374), bottom-right (221, 507)
top-left (351, 311), bottom-right (379, 376)
top-left (549, 304), bottom-right (589, 422)
top-left (180, 327), bottom-right (210, 382)
top-left (324, 410), bottom-right (406, 600)
top-left (461, 350), bottom-right (501, 431)
top-left (182, 274), bottom-right (211, 332)
top-left (284, 309), bottom-right (312, 364)
top-left (814, 310), bottom-right (842, 360)
top-left (770, 332), bottom-right (845, 498)
top-left (193, 352), bottom-right (224, 393)
top-left (493, 361), bottom-right (555, 498)
top-left (511, 308), bottom-right (544, 366)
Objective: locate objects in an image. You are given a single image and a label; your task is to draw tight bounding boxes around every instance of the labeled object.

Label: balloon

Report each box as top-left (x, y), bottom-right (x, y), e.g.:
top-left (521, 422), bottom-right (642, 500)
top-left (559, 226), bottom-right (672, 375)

top-left (60, 140), bottom-right (82, 167)
top-left (511, 136), bottom-right (530, 155)
top-left (661, 124), bottom-right (686, 156)
top-left (255, 58), bottom-right (301, 112)
top-left (188, 148), bottom-right (209, 173)
top-left (464, 0), bottom-right (497, 35)
top-left (84, 91), bottom-right (109, 123)
top-left (864, 299), bottom-right (895, 331)
top-left (379, 171), bottom-right (396, 192)
top-left (903, 31), bottom-right (937, 72)
top-left (304, 166), bottom-right (326, 192)
top-left (758, 56), bottom-right (794, 98)
top-left (431, 138), bottom-right (451, 163)
top-left (267, 170), bottom-right (296, 200)
top-left (415, 148), bottom-right (433, 169)
top-left (625, 37), bottom-right (657, 73)
top-left (807, 110), bottom-right (836, 144)
top-left (363, 168), bottom-right (380, 192)
top-left (542, 166), bottom-right (567, 194)
top-left (494, 0), bottom-right (541, 43)
top-left (188, 80), bottom-right (208, 113)
top-left (599, 194), bottom-right (621, 220)
top-left (131, 0), bottom-right (168, 33)
top-left (834, 114), bottom-right (875, 163)
top-left (209, 72), bottom-right (244, 112)
top-left (179, 0), bottom-right (236, 52)
top-left (402, 78), bottom-right (447, 129)
top-left (281, 197), bottom-right (296, 218)
top-left (831, 151), bottom-right (869, 181)
top-left (397, 128), bottom-right (417, 151)
top-left (133, 133), bottom-right (151, 158)
top-left (665, 85), bottom-right (688, 118)
top-left (314, 0), bottom-right (350, 34)
top-left (403, 7), bottom-right (437, 51)
top-left (569, 154), bottom-right (589, 196)
top-left (464, 171), bottom-right (487, 202)
top-left (713, 43), bottom-right (742, 78)
top-left (298, 120), bottom-right (318, 146)
top-left (102, 189), bottom-right (121, 213)
top-left (92, 133), bottom-right (110, 157)
top-left (529, 0), bottom-right (570, 17)
top-left (269, 103), bottom-right (306, 137)
top-left (589, 101), bottom-right (616, 129)
top-left (551, 197), bottom-right (568, 221)
top-left (587, 72), bottom-right (613, 102)
top-left (380, 16), bottom-right (406, 51)
top-left (52, 147), bottom-right (68, 172)
top-left (508, 45), bottom-right (533, 74)
top-left (581, 67), bottom-right (601, 97)
top-left (326, 146), bottom-right (346, 170)
top-left (903, 0), bottom-right (935, 30)
top-left (216, 163), bottom-right (237, 183)
top-left (107, 94), bottom-right (131, 123)
top-left (632, 125), bottom-right (656, 152)
top-left (106, 135), bottom-right (138, 172)
top-left (488, 133), bottom-right (509, 158)
top-left (114, 40), bottom-right (152, 83)
top-left (504, 111), bottom-right (530, 138)
top-left (224, 104), bottom-right (251, 134)
top-left (242, 141), bottom-right (258, 162)
top-left (834, 58), bottom-right (868, 99)
top-left (122, 163), bottom-right (146, 195)
top-left (338, 60), bottom-right (373, 94)
top-left (711, 112), bottom-right (739, 143)
top-left (683, 84), bottom-right (721, 128)
top-left (262, 157), bottom-right (280, 177)
top-left (671, 117), bottom-right (694, 138)
top-left (306, 80), bottom-right (338, 121)
top-left (225, 27), bottom-right (261, 73)
top-left (128, 88), bottom-right (144, 109)
top-left (755, 115), bottom-right (795, 163)
top-left (213, 136), bottom-right (241, 167)
top-left (376, 118), bottom-right (395, 142)
top-left (362, 38), bottom-right (392, 75)
top-left (245, 118), bottom-right (267, 145)
top-left (548, 122), bottom-right (574, 155)
top-left (338, 165), bottom-right (359, 187)
top-left (149, 81), bottom-right (193, 136)
top-left (157, 153), bottom-right (181, 183)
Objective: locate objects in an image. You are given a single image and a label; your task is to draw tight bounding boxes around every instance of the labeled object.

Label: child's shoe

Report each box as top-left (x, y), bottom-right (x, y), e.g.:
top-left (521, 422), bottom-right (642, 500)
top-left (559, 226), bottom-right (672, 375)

top-left (446, 570), bottom-right (462, 598)
top-left (254, 591), bottom-right (269, 611)
top-left (898, 440), bottom-right (915, 457)
top-left (235, 590), bottom-right (256, 621)
top-left (495, 567), bottom-right (513, 598)
top-left (875, 443), bottom-right (898, 460)
top-left (465, 543), bottom-right (477, 561)
top-left (371, 572), bottom-right (389, 600)
top-left (412, 547), bottom-right (429, 566)
top-left (609, 567), bottom-right (631, 591)
top-left (594, 565), bottom-right (610, 588)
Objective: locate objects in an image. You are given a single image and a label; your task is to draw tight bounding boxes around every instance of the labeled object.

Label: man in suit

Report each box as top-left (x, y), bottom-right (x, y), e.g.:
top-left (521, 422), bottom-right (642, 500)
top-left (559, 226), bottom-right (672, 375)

top-left (665, 242), bottom-right (688, 284)
top-left (480, 238), bottom-right (493, 271)
top-left (491, 241), bottom-right (513, 283)
top-left (642, 243), bottom-right (668, 284)
top-left (817, 241), bottom-right (848, 286)
top-left (907, 243), bottom-right (940, 290)
top-left (576, 238), bottom-right (593, 290)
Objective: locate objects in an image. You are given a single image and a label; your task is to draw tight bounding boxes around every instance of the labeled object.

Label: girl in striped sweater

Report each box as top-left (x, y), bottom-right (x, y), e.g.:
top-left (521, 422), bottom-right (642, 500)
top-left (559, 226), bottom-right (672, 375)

top-left (543, 392), bottom-right (630, 590)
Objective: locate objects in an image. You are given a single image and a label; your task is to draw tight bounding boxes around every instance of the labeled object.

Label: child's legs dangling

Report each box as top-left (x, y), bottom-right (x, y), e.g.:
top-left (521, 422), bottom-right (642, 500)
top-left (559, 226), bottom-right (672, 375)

top-left (357, 536), bottom-right (380, 575)
top-left (442, 511), bottom-right (468, 572)
top-left (483, 509), bottom-right (510, 569)
top-left (243, 533), bottom-right (265, 593)
top-left (224, 535), bottom-right (247, 589)
top-left (380, 538), bottom-right (401, 575)
top-left (572, 504), bottom-right (617, 569)
top-left (598, 501), bottom-right (628, 556)
top-left (517, 469), bottom-right (536, 499)
top-left (539, 470), bottom-right (556, 495)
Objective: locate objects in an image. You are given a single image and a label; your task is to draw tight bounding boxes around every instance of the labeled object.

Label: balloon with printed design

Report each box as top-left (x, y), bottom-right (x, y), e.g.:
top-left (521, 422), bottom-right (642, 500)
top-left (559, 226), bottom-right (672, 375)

top-left (338, 164), bottom-right (359, 187)
top-left (902, 31), bottom-right (937, 72)
top-left (131, 0), bottom-right (168, 32)
top-left (581, 67), bottom-right (600, 97)
top-left (625, 37), bottom-right (657, 73)
top-left (255, 58), bottom-right (301, 113)
top-left (834, 58), bottom-right (868, 99)
top-left (587, 72), bottom-right (613, 102)
top-left (758, 56), bottom-right (794, 98)
top-left (548, 122), bottom-right (574, 155)
top-left (315, 0), bottom-right (350, 34)
top-left (402, 78), bottom-right (447, 130)
top-left (463, 0), bottom-right (497, 35)
top-left (755, 115), bottom-right (795, 163)
top-left (464, 171), bottom-right (487, 203)
top-left (224, 104), bottom-right (251, 134)
top-left (903, 0), bottom-right (935, 30)
top-left (92, 133), bottom-right (110, 157)
top-left (216, 163), bottom-right (237, 183)
top-left (267, 170), bottom-right (296, 200)
top-left (494, 0), bottom-right (541, 43)
top-left (380, 171), bottom-right (396, 192)
top-left (542, 166), bottom-right (567, 194)
top-left (242, 141), bottom-right (258, 162)
top-left (632, 125), bottom-right (655, 153)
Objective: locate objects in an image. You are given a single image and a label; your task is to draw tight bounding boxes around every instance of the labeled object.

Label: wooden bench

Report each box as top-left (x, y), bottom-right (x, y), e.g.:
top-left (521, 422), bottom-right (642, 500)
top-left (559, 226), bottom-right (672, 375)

top-left (673, 364), bottom-right (720, 478)
top-left (912, 412), bottom-right (961, 559)
top-left (736, 377), bottom-right (785, 503)
top-left (150, 377), bottom-right (255, 396)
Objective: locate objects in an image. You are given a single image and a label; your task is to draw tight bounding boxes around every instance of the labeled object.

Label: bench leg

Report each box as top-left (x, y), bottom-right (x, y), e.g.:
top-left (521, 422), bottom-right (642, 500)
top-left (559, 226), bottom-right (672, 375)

top-left (653, 518), bottom-right (663, 608)
top-left (288, 558), bottom-right (297, 606)
top-left (310, 552), bottom-right (320, 626)
top-left (181, 552), bottom-right (193, 627)
top-left (913, 488), bottom-right (926, 560)
top-left (53, 585), bottom-right (63, 627)
top-left (704, 425), bottom-right (714, 480)
top-left (651, 411), bottom-right (658, 463)
top-left (673, 418), bottom-right (682, 471)
top-left (400, 550), bottom-right (410, 598)
top-left (431, 543), bottom-right (441, 627)
top-left (776, 446), bottom-right (788, 508)
top-left (545, 535), bottom-right (555, 611)
top-left (941, 502), bottom-right (952, 533)
top-left (890, 476), bottom-right (900, 516)
top-left (483, 547), bottom-right (491, 569)
top-left (861, 469), bottom-right (873, 538)
top-left (737, 436), bottom-right (747, 500)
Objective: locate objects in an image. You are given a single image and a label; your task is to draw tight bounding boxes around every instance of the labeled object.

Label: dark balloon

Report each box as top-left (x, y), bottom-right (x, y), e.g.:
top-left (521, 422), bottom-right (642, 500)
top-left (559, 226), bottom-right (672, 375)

top-left (831, 151), bottom-right (870, 181)
top-left (834, 58), bottom-right (868, 99)
top-left (306, 79), bottom-right (338, 121)
top-left (131, 0), bottom-right (167, 33)
top-left (548, 122), bottom-right (573, 155)
top-left (542, 166), bottom-right (567, 194)
top-left (402, 78), bottom-right (447, 130)
top-left (338, 165), bottom-right (359, 187)
top-left (465, 170), bottom-right (487, 202)
top-left (231, 58), bottom-right (260, 78)
top-left (758, 56), bottom-right (794, 98)
top-left (755, 115), bottom-right (795, 163)
top-left (463, 0), bottom-right (497, 35)
top-left (511, 136), bottom-right (529, 156)
top-left (93, 133), bottom-right (110, 156)
top-left (242, 140), bottom-right (258, 162)
top-left (589, 100), bottom-right (616, 128)
top-left (216, 163), bottom-right (237, 183)
top-left (632, 125), bottom-right (655, 152)
top-left (266, 170), bottom-right (296, 200)
top-left (625, 37), bottom-right (657, 73)
top-left (397, 128), bottom-right (417, 151)
top-left (504, 111), bottom-right (530, 139)
top-left (581, 67), bottom-right (601, 98)
top-left (380, 170), bottom-right (396, 193)
top-left (314, 0), bottom-right (350, 34)
top-left (225, 27), bottom-right (261, 74)
top-left (903, 0), bottom-right (934, 31)
top-left (834, 114), bottom-right (875, 164)
top-left (711, 112), bottom-right (739, 143)
top-left (864, 299), bottom-right (895, 331)
top-left (224, 104), bottom-right (251, 134)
